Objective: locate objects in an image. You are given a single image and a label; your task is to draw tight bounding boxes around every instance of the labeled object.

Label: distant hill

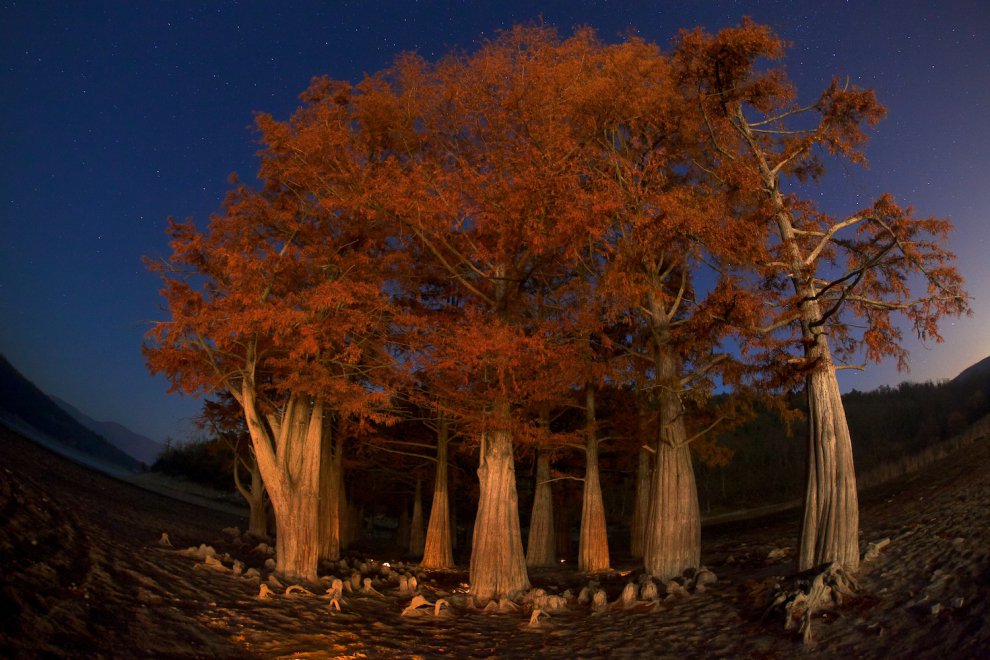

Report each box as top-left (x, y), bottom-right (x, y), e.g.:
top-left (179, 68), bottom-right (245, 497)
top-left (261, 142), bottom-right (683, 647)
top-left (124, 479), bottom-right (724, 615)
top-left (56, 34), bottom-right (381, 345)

top-left (52, 396), bottom-right (163, 465)
top-left (0, 354), bottom-right (140, 472)
top-left (953, 354), bottom-right (990, 384)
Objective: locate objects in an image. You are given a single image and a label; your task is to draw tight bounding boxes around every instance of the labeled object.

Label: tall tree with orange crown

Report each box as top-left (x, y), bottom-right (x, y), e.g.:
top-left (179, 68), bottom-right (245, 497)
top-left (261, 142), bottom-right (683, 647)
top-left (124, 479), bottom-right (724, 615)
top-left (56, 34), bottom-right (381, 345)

top-left (673, 20), bottom-right (969, 571)
top-left (145, 81), bottom-right (402, 581)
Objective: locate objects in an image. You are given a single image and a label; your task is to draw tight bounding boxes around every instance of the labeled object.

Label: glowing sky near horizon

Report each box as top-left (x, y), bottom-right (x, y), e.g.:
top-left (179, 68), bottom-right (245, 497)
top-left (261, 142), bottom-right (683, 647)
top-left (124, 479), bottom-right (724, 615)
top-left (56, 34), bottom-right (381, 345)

top-left (1, 1), bottom-right (988, 442)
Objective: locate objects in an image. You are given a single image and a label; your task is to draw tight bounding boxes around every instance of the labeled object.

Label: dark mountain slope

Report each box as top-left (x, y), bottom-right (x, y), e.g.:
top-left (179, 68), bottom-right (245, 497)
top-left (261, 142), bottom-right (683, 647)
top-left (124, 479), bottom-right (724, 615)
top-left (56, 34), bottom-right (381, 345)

top-left (0, 354), bottom-right (139, 472)
top-left (52, 396), bottom-right (163, 465)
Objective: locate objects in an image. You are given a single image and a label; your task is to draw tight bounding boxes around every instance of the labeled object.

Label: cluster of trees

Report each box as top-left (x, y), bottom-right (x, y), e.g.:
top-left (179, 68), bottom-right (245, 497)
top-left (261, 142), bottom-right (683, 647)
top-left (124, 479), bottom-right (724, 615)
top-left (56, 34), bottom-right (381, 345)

top-left (145, 22), bottom-right (967, 599)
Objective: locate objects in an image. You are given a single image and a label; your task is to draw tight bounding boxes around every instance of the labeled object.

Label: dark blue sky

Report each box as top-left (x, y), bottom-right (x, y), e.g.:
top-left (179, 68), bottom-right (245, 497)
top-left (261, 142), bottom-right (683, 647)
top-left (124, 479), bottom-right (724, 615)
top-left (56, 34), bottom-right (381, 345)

top-left (2, 1), bottom-right (988, 443)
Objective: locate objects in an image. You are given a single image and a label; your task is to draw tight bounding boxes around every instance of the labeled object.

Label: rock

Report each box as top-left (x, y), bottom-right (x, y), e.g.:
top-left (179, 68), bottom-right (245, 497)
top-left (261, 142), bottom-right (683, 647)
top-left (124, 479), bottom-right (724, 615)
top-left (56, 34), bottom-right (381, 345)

top-left (767, 547), bottom-right (790, 562)
top-left (157, 532), bottom-right (173, 547)
top-left (257, 583), bottom-right (274, 599)
top-left (640, 580), bottom-right (659, 601)
top-left (264, 558), bottom-right (276, 571)
top-left (694, 568), bottom-right (717, 591)
top-left (222, 526), bottom-right (240, 538)
top-left (951, 596), bottom-right (965, 608)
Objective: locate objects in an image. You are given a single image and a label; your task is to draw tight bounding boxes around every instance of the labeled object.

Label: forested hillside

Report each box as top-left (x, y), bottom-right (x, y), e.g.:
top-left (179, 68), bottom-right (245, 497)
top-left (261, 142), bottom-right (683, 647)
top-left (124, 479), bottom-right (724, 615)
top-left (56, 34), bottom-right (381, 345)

top-left (693, 363), bottom-right (990, 514)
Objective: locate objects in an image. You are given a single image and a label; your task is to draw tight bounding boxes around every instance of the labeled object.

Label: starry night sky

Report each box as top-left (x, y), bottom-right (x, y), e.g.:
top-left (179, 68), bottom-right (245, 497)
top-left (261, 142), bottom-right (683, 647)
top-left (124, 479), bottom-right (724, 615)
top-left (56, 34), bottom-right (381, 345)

top-left (2, 1), bottom-right (988, 443)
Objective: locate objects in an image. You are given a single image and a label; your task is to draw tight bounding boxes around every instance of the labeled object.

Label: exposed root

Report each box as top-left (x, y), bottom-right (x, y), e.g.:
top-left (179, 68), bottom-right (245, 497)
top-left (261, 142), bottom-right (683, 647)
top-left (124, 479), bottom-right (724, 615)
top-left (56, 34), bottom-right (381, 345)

top-left (863, 538), bottom-right (891, 563)
top-left (360, 577), bottom-right (383, 596)
top-left (769, 564), bottom-right (858, 646)
top-left (284, 585), bottom-right (313, 597)
top-left (611, 583), bottom-right (638, 610)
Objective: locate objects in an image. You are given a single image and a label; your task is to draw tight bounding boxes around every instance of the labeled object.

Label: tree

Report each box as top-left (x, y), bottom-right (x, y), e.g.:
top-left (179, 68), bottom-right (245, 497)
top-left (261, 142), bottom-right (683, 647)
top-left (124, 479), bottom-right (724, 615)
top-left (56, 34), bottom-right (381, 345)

top-left (674, 20), bottom-right (969, 571)
top-left (379, 28), bottom-right (617, 599)
top-left (146, 80), bottom-right (400, 580)
top-left (199, 394), bottom-right (269, 540)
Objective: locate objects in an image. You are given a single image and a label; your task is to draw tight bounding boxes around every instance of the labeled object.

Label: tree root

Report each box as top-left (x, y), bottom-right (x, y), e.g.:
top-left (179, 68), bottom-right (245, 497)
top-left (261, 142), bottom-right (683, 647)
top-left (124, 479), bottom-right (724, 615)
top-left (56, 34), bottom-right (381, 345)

top-left (863, 537), bottom-right (890, 563)
top-left (768, 563), bottom-right (858, 646)
top-left (401, 594), bottom-right (449, 617)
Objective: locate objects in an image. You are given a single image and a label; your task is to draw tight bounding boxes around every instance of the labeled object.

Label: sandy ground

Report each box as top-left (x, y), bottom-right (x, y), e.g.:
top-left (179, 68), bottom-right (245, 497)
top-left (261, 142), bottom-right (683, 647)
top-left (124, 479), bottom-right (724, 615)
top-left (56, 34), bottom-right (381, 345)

top-left (0, 425), bottom-right (987, 658)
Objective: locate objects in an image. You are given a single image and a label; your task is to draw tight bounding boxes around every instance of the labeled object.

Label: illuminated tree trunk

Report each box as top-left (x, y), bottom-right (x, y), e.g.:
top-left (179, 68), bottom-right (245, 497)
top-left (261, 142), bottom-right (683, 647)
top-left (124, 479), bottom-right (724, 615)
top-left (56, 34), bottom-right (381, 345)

top-left (469, 398), bottom-right (530, 600)
top-left (318, 429), bottom-right (344, 562)
top-left (409, 477), bottom-right (425, 556)
top-left (736, 107), bottom-right (862, 573)
top-left (578, 384), bottom-right (610, 573)
top-left (643, 348), bottom-right (700, 579)
top-left (799, 340), bottom-right (860, 571)
top-left (526, 450), bottom-right (556, 567)
top-left (630, 447), bottom-right (651, 559)
top-left (422, 418), bottom-right (454, 569)
top-left (242, 387), bottom-right (322, 583)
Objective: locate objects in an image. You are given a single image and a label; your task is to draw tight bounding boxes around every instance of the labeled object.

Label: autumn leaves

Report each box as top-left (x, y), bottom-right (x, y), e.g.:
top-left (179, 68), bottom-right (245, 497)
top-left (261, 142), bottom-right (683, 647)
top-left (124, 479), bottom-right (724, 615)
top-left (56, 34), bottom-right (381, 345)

top-left (145, 22), bottom-right (967, 596)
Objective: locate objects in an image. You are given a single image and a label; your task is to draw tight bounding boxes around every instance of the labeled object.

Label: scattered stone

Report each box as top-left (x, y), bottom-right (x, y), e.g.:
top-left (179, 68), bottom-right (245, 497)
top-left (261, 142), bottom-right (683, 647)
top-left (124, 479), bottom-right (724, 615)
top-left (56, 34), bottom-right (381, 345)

top-left (257, 583), bottom-right (275, 599)
top-left (252, 542), bottom-right (274, 556)
top-left (640, 580), bottom-right (659, 601)
top-left (222, 526), bottom-right (240, 538)
top-left (694, 568), bottom-right (718, 592)
top-left (179, 544), bottom-right (217, 560)
top-left (157, 532), bottom-right (173, 548)
top-left (950, 596), bottom-right (965, 608)
top-left (264, 558), bottom-right (276, 571)
top-left (767, 547), bottom-right (790, 562)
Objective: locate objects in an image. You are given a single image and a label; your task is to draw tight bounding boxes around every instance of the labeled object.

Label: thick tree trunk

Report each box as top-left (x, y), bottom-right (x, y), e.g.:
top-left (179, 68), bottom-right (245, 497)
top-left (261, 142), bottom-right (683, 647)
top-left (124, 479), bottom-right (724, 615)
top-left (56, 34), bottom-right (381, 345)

top-left (469, 398), bottom-right (530, 600)
top-left (422, 419), bottom-right (454, 569)
top-left (526, 451), bottom-right (556, 567)
top-left (318, 431), bottom-right (343, 562)
top-left (630, 447), bottom-right (651, 558)
top-left (799, 347), bottom-right (860, 572)
top-left (737, 113), bottom-right (861, 573)
top-left (241, 388), bottom-right (323, 583)
top-left (409, 477), bottom-right (425, 556)
top-left (643, 347), bottom-right (701, 579)
top-left (578, 384), bottom-right (610, 573)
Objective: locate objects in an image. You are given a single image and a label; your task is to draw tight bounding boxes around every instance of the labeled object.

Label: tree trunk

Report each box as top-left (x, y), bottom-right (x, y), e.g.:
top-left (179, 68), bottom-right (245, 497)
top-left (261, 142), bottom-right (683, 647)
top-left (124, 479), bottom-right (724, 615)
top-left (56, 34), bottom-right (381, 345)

top-left (246, 462), bottom-right (268, 540)
top-left (232, 450), bottom-right (269, 541)
top-left (630, 447), bottom-right (651, 558)
top-left (799, 347), bottom-right (860, 572)
top-left (469, 398), bottom-right (530, 600)
top-left (318, 430), bottom-right (343, 562)
top-left (240, 388), bottom-right (323, 583)
top-left (526, 450), bottom-right (556, 567)
top-left (409, 477), bottom-right (425, 556)
top-left (578, 384), bottom-right (610, 573)
top-left (737, 111), bottom-right (862, 573)
top-left (422, 419), bottom-right (454, 569)
top-left (643, 347), bottom-right (700, 580)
